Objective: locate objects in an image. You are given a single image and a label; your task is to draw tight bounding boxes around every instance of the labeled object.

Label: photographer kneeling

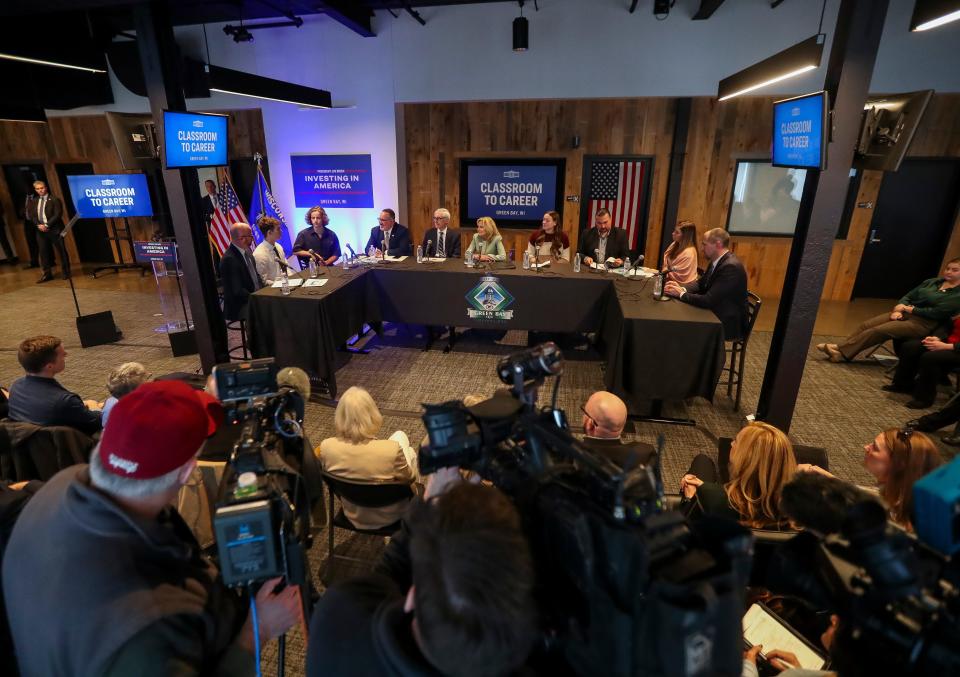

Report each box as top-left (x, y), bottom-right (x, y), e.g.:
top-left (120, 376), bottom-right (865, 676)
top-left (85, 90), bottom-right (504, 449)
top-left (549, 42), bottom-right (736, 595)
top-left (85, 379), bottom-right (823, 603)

top-left (306, 467), bottom-right (538, 676)
top-left (2, 381), bottom-right (300, 676)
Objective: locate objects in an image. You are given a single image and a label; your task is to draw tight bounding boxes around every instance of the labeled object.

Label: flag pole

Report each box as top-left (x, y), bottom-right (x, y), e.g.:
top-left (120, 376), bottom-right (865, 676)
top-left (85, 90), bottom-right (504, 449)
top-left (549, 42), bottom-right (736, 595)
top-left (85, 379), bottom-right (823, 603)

top-left (254, 152), bottom-right (266, 226)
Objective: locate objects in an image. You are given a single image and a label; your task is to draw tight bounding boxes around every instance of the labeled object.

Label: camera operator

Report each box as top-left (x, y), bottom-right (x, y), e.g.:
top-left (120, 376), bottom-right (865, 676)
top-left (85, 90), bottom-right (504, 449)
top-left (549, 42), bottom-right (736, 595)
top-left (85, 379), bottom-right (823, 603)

top-left (2, 381), bottom-right (300, 676)
top-left (305, 467), bottom-right (538, 676)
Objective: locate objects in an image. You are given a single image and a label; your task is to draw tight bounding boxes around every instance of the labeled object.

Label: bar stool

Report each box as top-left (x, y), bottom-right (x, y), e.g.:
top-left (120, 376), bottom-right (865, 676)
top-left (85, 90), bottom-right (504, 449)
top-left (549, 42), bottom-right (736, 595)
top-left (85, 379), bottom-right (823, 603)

top-left (226, 319), bottom-right (250, 360)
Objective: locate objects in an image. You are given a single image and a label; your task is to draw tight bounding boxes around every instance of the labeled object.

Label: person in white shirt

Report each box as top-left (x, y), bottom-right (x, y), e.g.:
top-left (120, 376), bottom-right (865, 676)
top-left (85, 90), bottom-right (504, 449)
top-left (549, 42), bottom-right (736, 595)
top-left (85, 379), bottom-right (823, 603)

top-left (253, 216), bottom-right (291, 284)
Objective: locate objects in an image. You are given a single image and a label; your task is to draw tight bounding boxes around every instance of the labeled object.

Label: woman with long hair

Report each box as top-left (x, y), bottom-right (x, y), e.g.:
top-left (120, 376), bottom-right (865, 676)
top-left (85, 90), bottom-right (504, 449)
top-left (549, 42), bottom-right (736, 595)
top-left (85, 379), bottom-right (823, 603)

top-left (680, 421), bottom-right (797, 529)
top-left (662, 220), bottom-right (698, 284)
top-left (466, 216), bottom-right (507, 262)
top-left (527, 211), bottom-right (570, 262)
top-left (316, 386), bottom-right (417, 529)
top-left (799, 427), bottom-right (943, 529)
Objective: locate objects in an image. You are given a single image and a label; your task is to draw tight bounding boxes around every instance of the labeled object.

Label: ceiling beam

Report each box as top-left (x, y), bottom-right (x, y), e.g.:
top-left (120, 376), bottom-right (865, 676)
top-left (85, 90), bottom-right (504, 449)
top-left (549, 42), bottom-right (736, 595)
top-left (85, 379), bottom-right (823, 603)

top-left (692, 0), bottom-right (726, 20)
top-left (316, 1), bottom-right (376, 36)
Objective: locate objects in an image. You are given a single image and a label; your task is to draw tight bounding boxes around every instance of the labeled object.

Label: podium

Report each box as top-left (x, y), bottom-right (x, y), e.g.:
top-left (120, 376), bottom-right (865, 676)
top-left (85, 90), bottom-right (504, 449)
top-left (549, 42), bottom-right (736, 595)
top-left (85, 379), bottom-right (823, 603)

top-left (133, 241), bottom-right (197, 356)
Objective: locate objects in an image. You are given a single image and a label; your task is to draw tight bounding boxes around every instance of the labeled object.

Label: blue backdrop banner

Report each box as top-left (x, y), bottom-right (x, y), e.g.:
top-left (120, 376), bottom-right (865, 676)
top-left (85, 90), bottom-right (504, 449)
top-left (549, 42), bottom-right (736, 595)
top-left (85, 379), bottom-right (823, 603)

top-left (67, 174), bottom-right (154, 218)
top-left (290, 154), bottom-right (374, 208)
top-left (464, 164), bottom-right (558, 221)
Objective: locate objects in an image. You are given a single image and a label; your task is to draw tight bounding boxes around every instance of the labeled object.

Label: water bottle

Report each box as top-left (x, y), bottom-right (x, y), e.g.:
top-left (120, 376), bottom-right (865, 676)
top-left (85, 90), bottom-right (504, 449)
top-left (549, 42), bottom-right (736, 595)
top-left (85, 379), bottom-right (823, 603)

top-left (653, 273), bottom-right (663, 298)
top-left (623, 257), bottom-right (631, 276)
top-left (342, 254), bottom-right (349, 270)
top-left (573, 252), bottom-right (581, 273)
top-left (522, 251), bottom-right (530, 270)
top-left (367, 245), bottom-right (375, 258)
top-left (416, 245), bottom-right (423, 263)
top-left (308, 257), bottom-right (318, 278)
top-left (280, 269), bottom-right (291, 296)
top-left (465, 246), bottom-right (473, 267)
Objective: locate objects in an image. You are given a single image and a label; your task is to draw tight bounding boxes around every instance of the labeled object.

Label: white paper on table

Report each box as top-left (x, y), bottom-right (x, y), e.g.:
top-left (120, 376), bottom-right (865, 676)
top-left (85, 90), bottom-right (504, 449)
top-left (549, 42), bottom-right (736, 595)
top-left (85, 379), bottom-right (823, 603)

top-left (383, 255), bottom-right (408, 262)
top-left (302, 278), bottom-right (328, 287)
top-left (272, 278), bottom-right (303, 288)
top-left (742, 604), bottom-right (825, 670)
top-left (530, 260), bottom-right (551, 269)
top-left (422, 257), bottom-right (448, 263)
top-left (621, 267), bottom-right (655, 278)
top-left (588, 261), bottom-right (618, 271)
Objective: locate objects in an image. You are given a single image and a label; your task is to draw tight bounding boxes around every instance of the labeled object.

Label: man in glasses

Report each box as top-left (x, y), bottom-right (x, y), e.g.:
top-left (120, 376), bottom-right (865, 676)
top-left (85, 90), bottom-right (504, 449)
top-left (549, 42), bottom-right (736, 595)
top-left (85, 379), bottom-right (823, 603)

top-left (421, 208), bottom-right (461, 259)
top-left (365, 208), bottom-right (412, 258)
top-left (579, 391), bottom-right (655, 469)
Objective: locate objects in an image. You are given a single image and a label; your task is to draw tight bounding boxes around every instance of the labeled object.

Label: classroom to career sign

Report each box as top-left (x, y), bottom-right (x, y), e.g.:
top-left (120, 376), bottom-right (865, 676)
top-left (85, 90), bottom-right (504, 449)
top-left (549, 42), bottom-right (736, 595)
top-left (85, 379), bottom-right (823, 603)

top-left (290, 154), bottom-right (374, 208)
top-left (163, 111), bottom-right (228, 168)
top-left (772, 91), bottom-right (827, 170)
top-left (462, 162), bottom-right (561, 224)
top-left (67, 174), bottom-right (153, 218)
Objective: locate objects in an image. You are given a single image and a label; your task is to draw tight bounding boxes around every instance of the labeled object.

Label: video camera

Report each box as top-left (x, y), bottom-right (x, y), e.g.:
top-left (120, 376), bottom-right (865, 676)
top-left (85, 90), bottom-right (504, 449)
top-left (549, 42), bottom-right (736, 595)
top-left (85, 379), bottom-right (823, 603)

top-left (211, 358), bottom-right (313, 592)
top-left (769, 496), bottom-right (960, 675)
top-left (420, 343), bottom-right (754, 676)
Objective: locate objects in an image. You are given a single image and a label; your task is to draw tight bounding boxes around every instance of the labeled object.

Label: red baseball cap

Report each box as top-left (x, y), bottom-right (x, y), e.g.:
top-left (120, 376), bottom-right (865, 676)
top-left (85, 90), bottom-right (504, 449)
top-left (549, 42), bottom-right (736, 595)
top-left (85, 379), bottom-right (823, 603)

top-left (98, 380), bottom-right (224, 479)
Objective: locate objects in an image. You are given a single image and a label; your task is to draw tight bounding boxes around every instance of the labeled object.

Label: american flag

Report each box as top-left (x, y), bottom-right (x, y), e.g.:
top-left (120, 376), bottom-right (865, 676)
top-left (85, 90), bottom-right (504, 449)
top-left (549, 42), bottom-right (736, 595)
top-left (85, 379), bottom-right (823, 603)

top-left (587, 160), bottom-right (647, 249)
top-left (210, 177), bottom-right (246, 256)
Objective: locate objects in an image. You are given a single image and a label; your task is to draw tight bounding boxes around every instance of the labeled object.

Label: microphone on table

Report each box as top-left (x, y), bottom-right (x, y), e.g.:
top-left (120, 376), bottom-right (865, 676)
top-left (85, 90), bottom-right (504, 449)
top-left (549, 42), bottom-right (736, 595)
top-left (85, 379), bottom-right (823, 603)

top-left (425, 239), bottom-right (432, 258)
top-left (346, 243), bottom-right (357, 260)
top-left (594, 248), bottom-right (601, 268)
top-left (308, 248), bottom-right (320, 264)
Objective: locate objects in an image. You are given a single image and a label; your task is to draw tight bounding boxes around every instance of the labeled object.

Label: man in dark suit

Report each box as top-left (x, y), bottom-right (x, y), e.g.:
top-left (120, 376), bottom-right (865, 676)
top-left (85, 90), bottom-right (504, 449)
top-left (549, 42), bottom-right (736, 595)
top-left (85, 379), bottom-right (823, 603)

top-left (365, 208), bottom-right (412, 257)
top-left (25, 181), bottom-right (69, 283)
top-left (665, 227), bottom-right (748, 340)
top-left (579, 391), bottom-right (655, 469)
top-left (200, 179), bottom-right (217, 220)
top-left (219, 223), bottom-right (262, 321)
top-left (421, 208), bottom-right (461, 258)
top-left (578, 208), bottom-right (630, 268)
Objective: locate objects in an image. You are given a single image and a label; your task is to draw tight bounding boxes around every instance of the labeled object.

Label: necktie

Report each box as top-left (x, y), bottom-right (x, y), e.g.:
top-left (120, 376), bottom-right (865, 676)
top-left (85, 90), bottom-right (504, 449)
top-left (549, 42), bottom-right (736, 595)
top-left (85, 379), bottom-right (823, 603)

top-left (38, 197), bottom-right (46, 224)
top-left (243, 251), bottom-right (260, 289)
top-left (598, 236), bottom-right (607, 262)
top-left (438, 231), bottom-right (445, 257)
top-left (383, 230), bottom-right (390, 255)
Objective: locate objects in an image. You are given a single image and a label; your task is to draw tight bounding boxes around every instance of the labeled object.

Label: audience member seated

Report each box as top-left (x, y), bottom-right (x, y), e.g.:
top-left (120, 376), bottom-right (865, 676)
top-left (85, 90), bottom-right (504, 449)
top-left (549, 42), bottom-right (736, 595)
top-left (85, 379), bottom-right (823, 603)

top-left (465, 216), bottom-right (507, 262)
top-left (7, 335), bottom-right (102, 436)
top-left (680, 421), bottom-right (796, 529)
top-left (884, 314), bottom-right (960, 409)
top-left (306, 471), bottom-right (537, 676)
top-left (664, 228), bottom-right (749, 341)
top-left (253, 216), bottom-right (294, 283)
top-left (526, 210), bottom-right (570, 262)
top-left (797, 427), bottom-right (942, 531)
top-left (2, 381), bottom-right (299, 675)
top-left (579, 391), bottom-right (655, 468)
top-left (818, 258), bottom-right (960, 363)
top-left (101, 362), bottom-right (151, 427)
top-left (220, 222), bottom-right (262, 321)
top-left (662, 220), bottom-right (699, 284)
top-left (317, 386), bottom-right (417, 529)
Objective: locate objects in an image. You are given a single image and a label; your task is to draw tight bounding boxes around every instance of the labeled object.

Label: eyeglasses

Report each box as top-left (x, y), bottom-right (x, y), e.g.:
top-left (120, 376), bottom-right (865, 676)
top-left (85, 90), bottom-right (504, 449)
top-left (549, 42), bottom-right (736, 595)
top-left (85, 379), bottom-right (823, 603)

top-left (580, 405), bottom-right (597, 426)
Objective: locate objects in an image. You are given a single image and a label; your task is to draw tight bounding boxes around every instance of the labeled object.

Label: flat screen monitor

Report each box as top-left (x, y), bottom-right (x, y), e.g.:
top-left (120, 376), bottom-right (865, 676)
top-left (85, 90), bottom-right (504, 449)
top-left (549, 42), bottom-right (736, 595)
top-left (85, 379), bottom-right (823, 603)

top-left (772, 91), bottom-right (828, 170)
top-left (66, 173), bottom-right (154, 218)
top-left (163, 110), bottom-right (228, 169)
top-left (105, 112), bottom-right (158, 170)
top-left (726, 160), bottom-right (806, 237)
top-left (459, 158), bottom-right (565, 228)
top-left (854, 90), bottom-right (933, 172)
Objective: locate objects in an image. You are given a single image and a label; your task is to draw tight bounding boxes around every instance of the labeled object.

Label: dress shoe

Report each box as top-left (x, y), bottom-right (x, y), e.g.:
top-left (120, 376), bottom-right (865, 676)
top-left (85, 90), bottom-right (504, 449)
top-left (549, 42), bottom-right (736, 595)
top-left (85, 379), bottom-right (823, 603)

top-left (36, 273), bottom-right (54, 283)
top-left (906, 399), bottom-right (934, 409)
top-left (881, 384), bottom-right (911, 393)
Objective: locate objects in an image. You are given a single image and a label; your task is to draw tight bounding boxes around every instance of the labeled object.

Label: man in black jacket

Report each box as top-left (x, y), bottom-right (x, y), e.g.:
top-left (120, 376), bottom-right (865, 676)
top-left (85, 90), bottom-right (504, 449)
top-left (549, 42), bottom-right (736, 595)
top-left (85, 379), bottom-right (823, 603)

top-left (420, 208), bottom-right (461, 258)
top-left (365, 208), bottom-right (412, 257)
top-left (220, 223), bottom-right (262, 321)
top-left (25, 180), bottom-right (69, 282)
top-left (306, 473), bottom-right (537, 676)
top-left (579, 208), bottom-right (630, 268)
top-left (664, 228), bottom-right (748, 340)
top-left (580, 391), bottom-right (656, 469)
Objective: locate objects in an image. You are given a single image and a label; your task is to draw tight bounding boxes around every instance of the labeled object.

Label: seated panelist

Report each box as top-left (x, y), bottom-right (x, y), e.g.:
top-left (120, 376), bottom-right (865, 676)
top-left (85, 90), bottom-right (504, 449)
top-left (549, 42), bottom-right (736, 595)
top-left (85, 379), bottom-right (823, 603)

top-left (527, 211), bottom-right (570, 262)
top-left (421, 207), bottom-right (461, 258)
top-left (465, 217), bottom-right (507, 262)
top-left (365, 208), bottom-right (412, 257)
top-left (578, 208), bottom-right (629, 267)
top-left (293, 206), bottom-right (341, 267)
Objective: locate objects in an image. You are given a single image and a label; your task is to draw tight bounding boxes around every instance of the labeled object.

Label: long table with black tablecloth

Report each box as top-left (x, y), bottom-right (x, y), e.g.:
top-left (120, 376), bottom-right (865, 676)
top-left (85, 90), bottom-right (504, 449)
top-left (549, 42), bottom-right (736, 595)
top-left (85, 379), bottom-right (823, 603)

top-left (247, 258), bottom-right (726, 402)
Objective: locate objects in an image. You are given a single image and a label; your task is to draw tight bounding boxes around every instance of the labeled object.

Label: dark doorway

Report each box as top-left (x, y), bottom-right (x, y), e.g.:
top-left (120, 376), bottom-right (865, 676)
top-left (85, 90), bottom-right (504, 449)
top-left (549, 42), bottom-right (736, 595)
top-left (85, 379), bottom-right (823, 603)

top-left (2, 163), bottom-right (48, 266)
top-left (579, 156), bottom-right (653, 259)
top-left (852, 158), bottom-right (960, 299)
top-left (55, 163), bottom-right (115, 263)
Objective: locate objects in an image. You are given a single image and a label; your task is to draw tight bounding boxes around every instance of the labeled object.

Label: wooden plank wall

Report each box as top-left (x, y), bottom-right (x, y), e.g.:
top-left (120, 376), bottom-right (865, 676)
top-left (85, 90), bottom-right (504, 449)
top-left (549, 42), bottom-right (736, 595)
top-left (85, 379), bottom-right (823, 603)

top-left (404, 93), bottom-right (960, 302)
top-left (403, 99), bottom-right (676, 264)
top-left (0, 108), bottom-right (266, 266)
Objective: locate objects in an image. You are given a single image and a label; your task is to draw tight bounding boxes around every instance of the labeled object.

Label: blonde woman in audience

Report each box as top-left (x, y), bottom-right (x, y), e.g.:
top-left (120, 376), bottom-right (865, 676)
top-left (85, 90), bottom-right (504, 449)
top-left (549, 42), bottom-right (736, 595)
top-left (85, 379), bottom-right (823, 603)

top-left (317, 386), bottom-right (417, 529)
top-left (662, 220), bottom-right (699, 284)
top-left (798, 427), bottom-right (942, 531)
top-left (680, 421), bottom-right (797, 529)
top-left (101, 362), bottom-right (152, 426)
top-left (466, 216), bottom-right (507, 262)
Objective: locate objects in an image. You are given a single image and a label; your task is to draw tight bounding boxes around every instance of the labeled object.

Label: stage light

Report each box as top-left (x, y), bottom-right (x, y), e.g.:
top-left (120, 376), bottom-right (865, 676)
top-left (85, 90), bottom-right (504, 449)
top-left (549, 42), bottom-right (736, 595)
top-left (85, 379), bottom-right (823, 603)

top-left (717, 35), bottom-right (823, 101)
top-left (203, 62), bottom-right (331, 109)
top-left (911, 0), bottom-right (960, 31)
top-left (0, 52), bottom-right (106, 74)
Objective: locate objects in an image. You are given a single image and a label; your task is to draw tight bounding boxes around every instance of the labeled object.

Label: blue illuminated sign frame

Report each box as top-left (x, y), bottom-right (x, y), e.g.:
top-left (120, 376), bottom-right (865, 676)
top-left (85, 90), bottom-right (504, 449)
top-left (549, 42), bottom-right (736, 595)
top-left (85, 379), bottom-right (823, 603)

top-left (459, 158), bottom-right (565, 228)
top-left (772, 91), bottom-right (828, 171)
top-left (162, 110), bottom-right (229, 169)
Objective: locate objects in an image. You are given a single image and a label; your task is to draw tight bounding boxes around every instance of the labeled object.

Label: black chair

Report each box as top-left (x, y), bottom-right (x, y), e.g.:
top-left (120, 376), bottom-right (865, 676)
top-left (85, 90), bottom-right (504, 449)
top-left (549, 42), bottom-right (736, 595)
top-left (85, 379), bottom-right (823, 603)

top-left (719, 291), bottom-right (762, 411)
top-left (0, 421), bottom-right (95, 483)
top-left (226, 319), bottom-right (250, 360)
top-left (717, 436), bottom-right (828, 484)
top-left (319, 470), bottom-right (414, 581)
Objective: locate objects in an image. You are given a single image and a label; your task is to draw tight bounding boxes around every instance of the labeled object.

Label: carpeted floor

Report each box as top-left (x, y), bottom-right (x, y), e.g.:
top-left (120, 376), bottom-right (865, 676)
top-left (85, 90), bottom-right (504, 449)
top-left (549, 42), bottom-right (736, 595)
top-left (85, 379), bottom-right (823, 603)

top-left (2, 282), bottom-right (958, 675)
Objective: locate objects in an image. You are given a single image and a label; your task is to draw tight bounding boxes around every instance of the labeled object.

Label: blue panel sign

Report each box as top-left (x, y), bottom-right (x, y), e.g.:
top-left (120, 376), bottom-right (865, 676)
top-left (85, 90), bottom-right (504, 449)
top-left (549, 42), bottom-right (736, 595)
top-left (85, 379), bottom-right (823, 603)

top-left (133, 241), bottom-right (178, 266)
top-left (67, 174), bottom-right (154, 218)
top-left (465, 164), bottom-right (558, 221)
top-left (772, 91), bottom-right (827, 170)
top-left (163, 111), bottom-right (228, 168)
top-left (290, 154), bottom-right (374, 208)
